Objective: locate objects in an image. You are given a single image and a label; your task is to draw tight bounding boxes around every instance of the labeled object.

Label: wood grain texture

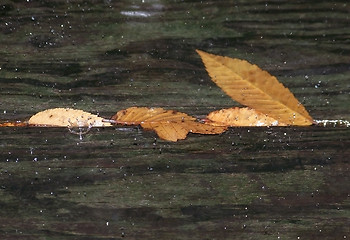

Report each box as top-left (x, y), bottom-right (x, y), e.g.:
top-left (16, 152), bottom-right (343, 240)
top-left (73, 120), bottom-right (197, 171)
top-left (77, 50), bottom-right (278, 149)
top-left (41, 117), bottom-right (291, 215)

top-left (0, 0), bottom-right (349, 239)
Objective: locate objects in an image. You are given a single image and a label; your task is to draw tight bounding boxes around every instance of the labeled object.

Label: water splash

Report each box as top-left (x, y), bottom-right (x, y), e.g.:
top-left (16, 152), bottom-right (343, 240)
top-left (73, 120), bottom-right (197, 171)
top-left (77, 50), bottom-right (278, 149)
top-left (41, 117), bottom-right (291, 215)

top-left (314, 119), bottom-right (350, 127)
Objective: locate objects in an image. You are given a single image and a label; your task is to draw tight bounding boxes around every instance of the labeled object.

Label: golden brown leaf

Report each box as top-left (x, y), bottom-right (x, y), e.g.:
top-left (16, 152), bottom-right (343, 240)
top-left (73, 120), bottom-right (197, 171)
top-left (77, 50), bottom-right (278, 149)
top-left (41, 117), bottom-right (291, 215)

top-left (111, 107), bottom-right (227, 141)
top-left (207, 107), bottom-right (287, 127)
top-left (28, 108), bottom-right (112, 127)
top-left (196, 49), bottom-right (313, 126)
top-left (0, 121), bottom-right (28, 127)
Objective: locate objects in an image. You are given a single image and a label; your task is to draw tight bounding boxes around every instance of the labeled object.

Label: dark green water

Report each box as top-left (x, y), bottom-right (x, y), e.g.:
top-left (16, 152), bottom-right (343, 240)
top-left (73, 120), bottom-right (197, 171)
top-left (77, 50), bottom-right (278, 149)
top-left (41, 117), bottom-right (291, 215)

top-left (1, 1), bottom-right (349, 239)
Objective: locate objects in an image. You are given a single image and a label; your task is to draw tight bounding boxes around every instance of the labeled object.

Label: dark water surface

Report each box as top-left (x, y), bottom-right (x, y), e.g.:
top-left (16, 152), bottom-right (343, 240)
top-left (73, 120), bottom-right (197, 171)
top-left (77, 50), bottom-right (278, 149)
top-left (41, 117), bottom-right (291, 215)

top-left (1, 1), bottom-right (349, 239)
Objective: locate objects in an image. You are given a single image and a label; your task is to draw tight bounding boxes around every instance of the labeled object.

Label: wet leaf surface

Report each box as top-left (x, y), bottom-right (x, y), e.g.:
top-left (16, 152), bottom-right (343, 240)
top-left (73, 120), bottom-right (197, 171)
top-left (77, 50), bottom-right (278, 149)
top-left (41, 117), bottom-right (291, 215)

top-left (196, 49), bottom-right (313, 126)
top-left (207, 107), bottom-right (287, 126)
top-left (111, 107), bottom-right (227, 141)
top-left (28, 108), bottom-right (111, 127)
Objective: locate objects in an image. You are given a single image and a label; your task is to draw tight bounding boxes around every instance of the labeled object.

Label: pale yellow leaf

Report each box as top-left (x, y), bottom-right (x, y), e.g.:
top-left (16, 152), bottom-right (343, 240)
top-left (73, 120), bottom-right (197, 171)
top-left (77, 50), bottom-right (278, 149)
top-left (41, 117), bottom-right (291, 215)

top-left (28, 108), bottom-right (111, 127)
top-left (207, 107), bottom-right (287, 127)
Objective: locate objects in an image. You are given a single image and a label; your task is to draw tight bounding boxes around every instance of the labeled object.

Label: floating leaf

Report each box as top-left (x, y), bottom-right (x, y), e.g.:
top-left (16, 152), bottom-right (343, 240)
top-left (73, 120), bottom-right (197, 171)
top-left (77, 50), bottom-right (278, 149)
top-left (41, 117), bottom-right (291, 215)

top-left (207, 107), bottom-right (287, 127)
top-left (28, 108), bottom-right (111, 127)
top-left (111, 107), bottom-right (227, 141)
top-left (0, 121), bottom-right (28, 127)
top-left (196, 49), bottom-right (313, 126)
